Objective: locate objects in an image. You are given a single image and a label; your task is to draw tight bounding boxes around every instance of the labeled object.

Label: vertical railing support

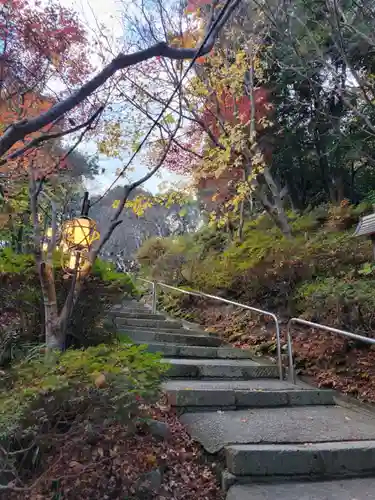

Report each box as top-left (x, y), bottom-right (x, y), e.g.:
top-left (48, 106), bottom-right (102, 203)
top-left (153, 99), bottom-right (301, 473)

top-left (286, 320), bottom-right (296, 384)
top-left (151, 281), bottom-right (157, 314)
top-left (286, 317), bottom-right (375, 385)
top-left (273, 314), bottom-right (283, 382)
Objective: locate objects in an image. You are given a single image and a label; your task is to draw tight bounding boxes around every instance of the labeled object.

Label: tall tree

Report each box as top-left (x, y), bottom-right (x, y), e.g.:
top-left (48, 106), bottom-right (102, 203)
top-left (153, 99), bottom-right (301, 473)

top-left (0, 0), bottom-right (241, 347)
top-left (129, 0), bottom-right (292, 236)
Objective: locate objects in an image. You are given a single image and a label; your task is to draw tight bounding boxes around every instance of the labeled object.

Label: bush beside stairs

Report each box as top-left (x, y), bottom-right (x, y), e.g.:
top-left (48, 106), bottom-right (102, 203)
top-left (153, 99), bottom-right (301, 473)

top-left (111, 299), bottom-right (375, 499)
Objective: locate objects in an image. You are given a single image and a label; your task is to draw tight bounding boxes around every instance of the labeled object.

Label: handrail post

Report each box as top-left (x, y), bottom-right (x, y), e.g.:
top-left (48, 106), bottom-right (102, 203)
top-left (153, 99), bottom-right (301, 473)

top-left (286, 319), bottom-right (296, 384)
top-left (272, 315), bottom-right (283, 381)
top-left (151, 281), bottom-right (157, 314)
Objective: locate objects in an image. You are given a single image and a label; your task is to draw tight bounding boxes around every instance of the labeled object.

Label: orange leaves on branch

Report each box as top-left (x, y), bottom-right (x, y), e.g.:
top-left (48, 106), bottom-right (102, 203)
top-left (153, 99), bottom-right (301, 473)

top-left (0, 0), bottom-right (91, 91)
top-left (0, 0), bottom-right (92, 177)
top-left (168, 26), bottom-right (211, 64)
top-left (0, 92), bottom-right (68, 180)
top-left (203, 87), bottom-right (272, 139)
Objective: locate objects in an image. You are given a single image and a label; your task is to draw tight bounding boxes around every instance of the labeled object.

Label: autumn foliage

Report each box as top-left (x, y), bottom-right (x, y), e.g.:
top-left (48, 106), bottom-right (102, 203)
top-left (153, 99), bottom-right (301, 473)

top-left (0, 0), bottom-right (91, 180)
top-left (202, 87), bottom-right (271, 138)
top-left (0, 0), bottom-right (90, 87)
top-left (0, 92), bottom-right (60, 179)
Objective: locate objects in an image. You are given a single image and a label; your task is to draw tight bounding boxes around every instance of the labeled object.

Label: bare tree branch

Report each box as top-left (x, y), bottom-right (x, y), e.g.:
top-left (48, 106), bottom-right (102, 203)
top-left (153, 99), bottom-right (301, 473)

top-left (0, 0), bottom-right (240, 158)
top-left (93, 100), bottom-right (184, 256)
top-left (122, 89), bottom-right (204, 159)
top-left (0, 107), bottom-right (105, 166)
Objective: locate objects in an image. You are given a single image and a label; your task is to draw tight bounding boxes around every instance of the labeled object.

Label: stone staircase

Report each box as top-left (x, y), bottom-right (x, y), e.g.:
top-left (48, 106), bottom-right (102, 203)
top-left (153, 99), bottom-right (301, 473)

top-left (111, 300), bottom-right (375, 499)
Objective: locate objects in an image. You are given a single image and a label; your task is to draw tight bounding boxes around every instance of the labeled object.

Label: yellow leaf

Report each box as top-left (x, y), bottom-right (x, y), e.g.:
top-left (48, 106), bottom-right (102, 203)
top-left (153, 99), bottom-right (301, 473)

top-left (51, 53), bottom-right (61, 67)
top-left (146, 454), bottom-right (157, 465)
top-left (95, 373), bottom-right (106, 388)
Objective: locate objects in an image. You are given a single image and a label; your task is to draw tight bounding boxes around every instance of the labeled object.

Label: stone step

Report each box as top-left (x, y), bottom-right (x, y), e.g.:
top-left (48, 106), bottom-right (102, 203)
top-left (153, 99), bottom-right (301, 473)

top-left (225, 441), bottom-right (375, 482)
top-left (111, 311), bottom-right (166, 320)
top-left (226, 478), bottom-right (375, 500)
top-left (180, 405), bottom-right (375, 454)
top-left (118, 325), bottom-right (208, 336)
top-left (118, 300), bottom-right (150, 308)
top-left (118, 330), bottom-right (223, 347)
top-left (164, 358), bottom-right (279, 379)
top-left (164, 380), bottom-right (335, 409)
top-left (116, 317), bottom-right (182, 329)
top-left (112, 305), bottom-right (151, 314)
top-left (130, 341), bottom-right (253, 359)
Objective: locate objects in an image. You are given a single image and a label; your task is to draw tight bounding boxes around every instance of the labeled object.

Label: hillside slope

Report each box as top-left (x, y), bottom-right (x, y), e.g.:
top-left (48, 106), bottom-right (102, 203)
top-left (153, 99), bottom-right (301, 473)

top-left (137, 203), bottom-right (375, 402)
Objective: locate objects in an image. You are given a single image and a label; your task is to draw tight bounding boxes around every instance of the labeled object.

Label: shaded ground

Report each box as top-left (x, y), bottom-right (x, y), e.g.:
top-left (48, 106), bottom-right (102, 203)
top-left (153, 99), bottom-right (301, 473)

top-left (6, 401), bottom-right (223, 500)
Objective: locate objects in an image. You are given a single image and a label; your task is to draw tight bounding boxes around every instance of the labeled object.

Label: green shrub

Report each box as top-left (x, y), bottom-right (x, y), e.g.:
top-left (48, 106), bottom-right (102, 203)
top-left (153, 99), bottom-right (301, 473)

top-left (300, 232), bottom-right (372, 277)
top-left (0, 343), bottom-right (168, 486)
top-left (192, 227), bottom-right (230, 257)
top-left (0, 247), bottom-right (35, 274)
top-left (188, 255), bottom-right (237, 291)
top-left (295, 277), bottom-right (375, 333)
top-left (325, 201), bottom-right (371, 231)
top-left (137, 212), bottom-right (375, 320)
top-left (223, 230), bottom-right (291, 271)
top-left (308, 204), bottom-right (330, 224)
top-left (136, 236), bottom-right (170, 268)
top-left (351, 201), bottom-right (373, 218)
top-left (290, 212), bottom-right (321, 233)
top-left (244, 214), bottom-right (276, 232)
top-left (364, 190), bottom-right (375, 205)
top-left (92, 258), bottom-right (137, 292)
top-left (0, 250), bottom-right (138, 363)
top-left (152, 251), bottom-right (187, 284)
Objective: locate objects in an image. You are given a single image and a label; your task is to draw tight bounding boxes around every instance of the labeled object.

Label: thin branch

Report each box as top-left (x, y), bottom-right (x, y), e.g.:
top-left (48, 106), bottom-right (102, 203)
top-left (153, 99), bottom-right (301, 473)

top-left (47, 199), bottom-right (57, 263)
top-left (0, 0), bottom-right (240, 157)
top-left (94, 104), bottom-right (184, 256)
top-left (122, 89), bottom-right (204, 159)
top-left (0, 107), bottom-right (104, 166)
top-left (28, 163), bottom-right (41, 257)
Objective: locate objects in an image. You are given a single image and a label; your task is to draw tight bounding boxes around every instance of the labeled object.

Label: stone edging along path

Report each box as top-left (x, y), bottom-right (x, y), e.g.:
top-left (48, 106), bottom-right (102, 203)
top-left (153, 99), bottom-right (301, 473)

top-left (111, 300), bottom-right (375, 499)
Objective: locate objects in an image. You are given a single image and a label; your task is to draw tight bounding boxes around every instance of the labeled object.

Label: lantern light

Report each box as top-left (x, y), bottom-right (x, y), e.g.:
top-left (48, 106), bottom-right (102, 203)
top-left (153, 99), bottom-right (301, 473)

top-left (61, 217), bottom-right (100, 251)
top-left (68, 252), bottom-right (80, 271)
top-left (60, 216), bottom-right (100, 275)
top-left (65, 251), bottom-right (89, 275)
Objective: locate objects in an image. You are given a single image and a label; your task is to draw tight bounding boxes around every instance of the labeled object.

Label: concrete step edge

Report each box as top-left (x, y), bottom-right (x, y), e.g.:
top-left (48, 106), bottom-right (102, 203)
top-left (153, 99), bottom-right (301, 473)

top-left (118, 331), bottom-right (223, 347)
top-left (225, 440), bottom-right (375, 477)
top-left (110, 312), bottom-right (166, 320)
top-left (118, 329), bottom-right (220, 340)
top-left (116, 318), bottom-right (182, 329)
top-left (224, 477), bottom-right (375, 498)
top-left (166, 388), bottom-right (335, 408)
top-left (117, 325), bottom-right (211, 336)
top-left (128, 341), bottom-right (251, 359)
top-left (165, 360), bottom-right (279, 379)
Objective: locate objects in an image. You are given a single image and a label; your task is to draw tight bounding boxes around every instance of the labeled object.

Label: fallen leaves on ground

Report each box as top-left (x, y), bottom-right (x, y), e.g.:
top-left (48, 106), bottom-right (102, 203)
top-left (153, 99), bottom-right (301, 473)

top-left (164, 298), bottom-right (375, 404)
top-left (8, 401), bottom-right (223, 500)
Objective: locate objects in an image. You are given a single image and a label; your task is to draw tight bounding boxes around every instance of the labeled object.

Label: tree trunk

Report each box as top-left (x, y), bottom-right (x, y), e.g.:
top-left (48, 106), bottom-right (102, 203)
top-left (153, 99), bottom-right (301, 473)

top-left (39, 261), bottom-right (63, 349)
top-left (335, 175), bottom-right (346, 203)
top-left (255, 186), bottom-right (292, 238)
top-left (274, 206), bottom-right (292, 237)
top-left (238, 198), bottom-right (245, 241)
top-left (261, 167), bottom-right (292, 238)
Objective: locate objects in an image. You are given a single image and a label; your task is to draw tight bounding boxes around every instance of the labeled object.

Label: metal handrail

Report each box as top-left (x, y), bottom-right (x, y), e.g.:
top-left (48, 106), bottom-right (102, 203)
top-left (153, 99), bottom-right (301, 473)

top-left (136, 277), bottom-right (283, 381)
top-left (287, 317), bottom-right (375, 383)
